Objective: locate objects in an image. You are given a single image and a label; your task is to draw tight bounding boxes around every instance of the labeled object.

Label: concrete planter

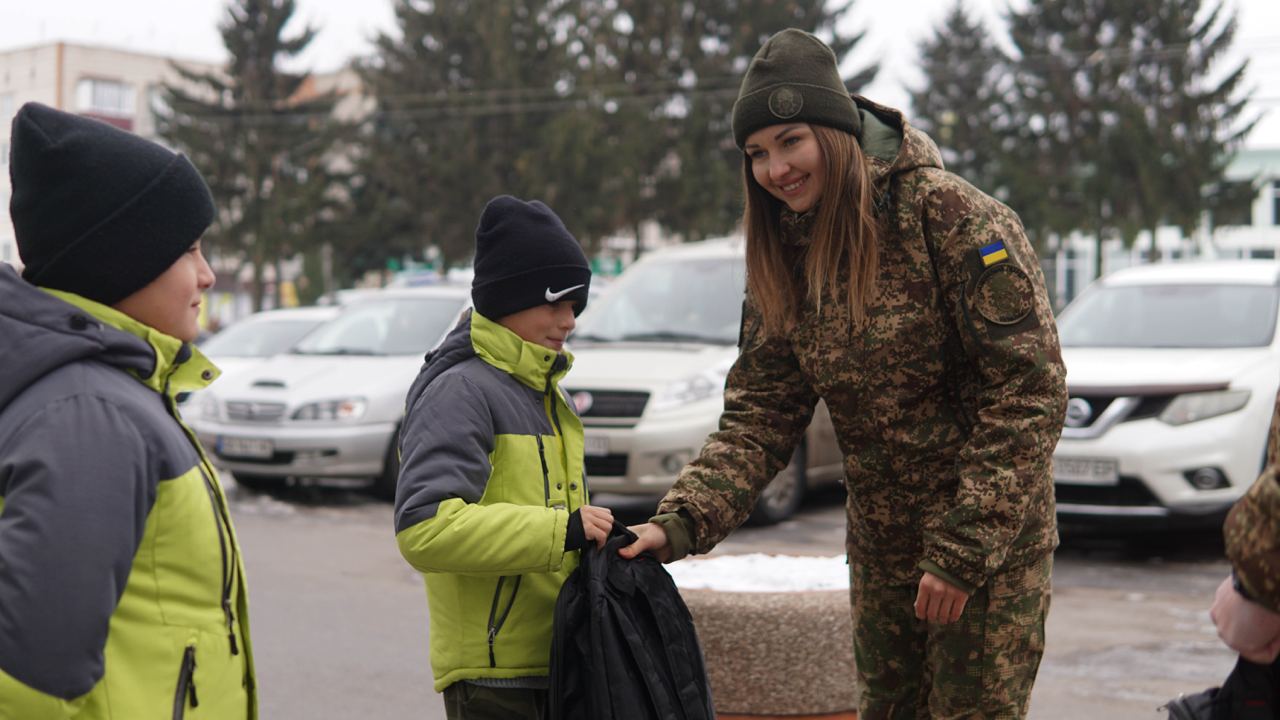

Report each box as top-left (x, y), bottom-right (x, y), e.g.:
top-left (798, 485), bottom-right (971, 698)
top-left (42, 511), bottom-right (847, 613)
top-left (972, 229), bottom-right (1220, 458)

top-left (680, 585), bottom-right (859, 717)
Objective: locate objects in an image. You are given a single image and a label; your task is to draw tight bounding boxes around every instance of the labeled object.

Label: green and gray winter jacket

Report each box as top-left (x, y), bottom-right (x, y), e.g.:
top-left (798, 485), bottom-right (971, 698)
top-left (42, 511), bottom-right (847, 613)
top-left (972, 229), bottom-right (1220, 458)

top-left (0, 264), bottom-right (255, 719)
top-left (395, 310), bottom-right (587, 692)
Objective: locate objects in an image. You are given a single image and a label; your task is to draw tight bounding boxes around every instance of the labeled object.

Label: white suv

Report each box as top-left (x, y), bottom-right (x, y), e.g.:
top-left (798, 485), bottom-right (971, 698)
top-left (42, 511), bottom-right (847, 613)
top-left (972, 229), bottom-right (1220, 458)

top-left (1053, 261), bottom-right (1280, 526)
top-left (565, 237), bottom-right (843, 524)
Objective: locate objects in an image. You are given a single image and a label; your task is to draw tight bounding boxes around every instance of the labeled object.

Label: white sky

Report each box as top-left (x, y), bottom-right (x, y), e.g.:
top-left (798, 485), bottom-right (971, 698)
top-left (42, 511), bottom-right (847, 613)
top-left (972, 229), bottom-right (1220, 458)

top-left (1, 0), bottom-right (1277, 146)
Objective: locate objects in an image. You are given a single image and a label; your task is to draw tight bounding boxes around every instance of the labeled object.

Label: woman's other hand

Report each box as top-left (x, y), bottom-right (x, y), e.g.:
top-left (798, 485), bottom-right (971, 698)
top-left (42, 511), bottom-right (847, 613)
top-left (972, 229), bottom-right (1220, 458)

top-left (915, 571), bottom-right (969, 624)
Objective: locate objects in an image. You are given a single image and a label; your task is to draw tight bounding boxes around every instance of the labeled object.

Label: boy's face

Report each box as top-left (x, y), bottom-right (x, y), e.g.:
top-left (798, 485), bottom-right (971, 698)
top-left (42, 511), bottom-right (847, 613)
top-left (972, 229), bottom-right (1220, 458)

top-left (113, 240), bottom-right (215, 342)
top-left (499, 300), bottom-right (577, 352)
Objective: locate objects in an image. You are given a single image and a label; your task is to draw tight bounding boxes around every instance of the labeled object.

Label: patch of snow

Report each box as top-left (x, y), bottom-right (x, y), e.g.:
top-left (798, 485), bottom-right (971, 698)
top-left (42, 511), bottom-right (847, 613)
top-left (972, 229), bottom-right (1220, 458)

top-left (666, 553), bottom-right (849, 592)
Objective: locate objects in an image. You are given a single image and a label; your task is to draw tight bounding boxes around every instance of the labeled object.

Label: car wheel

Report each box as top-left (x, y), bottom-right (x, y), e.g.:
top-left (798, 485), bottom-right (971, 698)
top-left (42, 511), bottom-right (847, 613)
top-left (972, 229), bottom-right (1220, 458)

top-left (232, 473), bottom-right (280, 492)
top-left (747, 443), bottom-right (807, 526)
top-left (368, 430), bottom-right (400, 502)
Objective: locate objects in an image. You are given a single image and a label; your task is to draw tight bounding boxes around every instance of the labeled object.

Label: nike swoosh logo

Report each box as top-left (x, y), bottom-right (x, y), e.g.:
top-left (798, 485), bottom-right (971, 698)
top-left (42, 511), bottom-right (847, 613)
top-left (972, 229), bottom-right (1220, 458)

top-left (545, 284), bottom-right (585, 302)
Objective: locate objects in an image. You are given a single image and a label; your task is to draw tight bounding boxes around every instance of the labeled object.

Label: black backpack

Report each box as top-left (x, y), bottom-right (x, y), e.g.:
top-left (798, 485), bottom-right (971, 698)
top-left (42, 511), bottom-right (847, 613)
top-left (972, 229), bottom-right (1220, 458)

top-left (549, 523), bottom-right (715, 720)
top-left (1164, 656), bottom-right (1278, 720)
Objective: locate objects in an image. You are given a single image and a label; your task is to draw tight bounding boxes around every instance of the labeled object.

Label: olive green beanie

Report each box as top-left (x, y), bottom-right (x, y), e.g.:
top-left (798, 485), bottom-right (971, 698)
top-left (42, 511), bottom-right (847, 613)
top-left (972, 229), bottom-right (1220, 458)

top-left (731, 28), bottom-right (860, 149)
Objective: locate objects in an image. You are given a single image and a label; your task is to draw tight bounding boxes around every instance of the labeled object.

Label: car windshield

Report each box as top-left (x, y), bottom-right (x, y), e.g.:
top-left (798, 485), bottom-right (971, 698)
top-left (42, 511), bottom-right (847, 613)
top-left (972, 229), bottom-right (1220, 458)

top-left (292, 296), bottom-right (466, 356)
top-left (199, 316), bottom-right (326, 358)
top-left (1058, 283), bottom-right (1280, 348)
top-left (573, 253), bottom-right (745, 345)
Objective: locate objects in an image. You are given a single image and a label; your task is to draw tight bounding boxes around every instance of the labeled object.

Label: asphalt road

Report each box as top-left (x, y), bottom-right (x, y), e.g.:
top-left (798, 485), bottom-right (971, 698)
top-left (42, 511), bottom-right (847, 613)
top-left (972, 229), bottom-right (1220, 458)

top-left (228, 482), bottom-right (1237, 719)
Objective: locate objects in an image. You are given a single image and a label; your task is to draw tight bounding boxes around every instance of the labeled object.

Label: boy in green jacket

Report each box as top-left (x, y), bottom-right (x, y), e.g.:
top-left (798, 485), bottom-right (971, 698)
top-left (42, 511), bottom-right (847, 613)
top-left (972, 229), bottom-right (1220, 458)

top-left (0, 103), bottom-right (255, 719)
top-left (395, 195), bottom-right (614, 719)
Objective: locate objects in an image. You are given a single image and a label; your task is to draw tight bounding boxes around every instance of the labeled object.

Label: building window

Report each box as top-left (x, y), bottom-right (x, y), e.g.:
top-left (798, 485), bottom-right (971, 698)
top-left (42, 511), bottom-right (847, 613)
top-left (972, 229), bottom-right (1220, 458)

top-left (76, 78), bottom-right (136, 118)
top-left (1273, 181), bottom-right (1280, 226)
top-left (1, 141), bottom-right (8, 166)
top-left (1251, 248), bottom-right (1276, 260)
top-left (0, 93), bottom-right (13, 122)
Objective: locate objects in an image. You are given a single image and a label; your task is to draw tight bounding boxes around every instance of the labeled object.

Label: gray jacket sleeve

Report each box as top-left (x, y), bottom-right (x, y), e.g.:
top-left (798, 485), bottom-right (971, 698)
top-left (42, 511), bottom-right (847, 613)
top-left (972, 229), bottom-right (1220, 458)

top-left (0, 396), bottom-right (155, 700)
top-left (394, 373), bottom-right (494, 533)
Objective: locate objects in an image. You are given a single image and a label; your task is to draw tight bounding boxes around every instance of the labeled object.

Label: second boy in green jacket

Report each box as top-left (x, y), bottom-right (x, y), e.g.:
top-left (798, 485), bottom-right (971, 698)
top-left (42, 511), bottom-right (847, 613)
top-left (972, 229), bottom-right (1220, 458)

top-left (395, 196), bottom-right (613, 719)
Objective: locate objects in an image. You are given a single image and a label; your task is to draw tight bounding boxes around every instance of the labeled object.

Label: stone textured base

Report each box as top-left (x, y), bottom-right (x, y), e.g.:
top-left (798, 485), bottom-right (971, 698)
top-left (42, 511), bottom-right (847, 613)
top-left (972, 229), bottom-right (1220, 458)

top-left (682, 588), bottom-right (859, 716)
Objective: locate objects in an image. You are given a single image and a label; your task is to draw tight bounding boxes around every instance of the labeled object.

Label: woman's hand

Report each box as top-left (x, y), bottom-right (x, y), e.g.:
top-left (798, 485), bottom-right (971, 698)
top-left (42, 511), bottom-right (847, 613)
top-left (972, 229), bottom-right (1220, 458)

top-left (578, 505), bottom-right (615, 549)
top-left (915, 571), bottom-right (969, 624)
top-left (617, 522), bottom-right (672, 563)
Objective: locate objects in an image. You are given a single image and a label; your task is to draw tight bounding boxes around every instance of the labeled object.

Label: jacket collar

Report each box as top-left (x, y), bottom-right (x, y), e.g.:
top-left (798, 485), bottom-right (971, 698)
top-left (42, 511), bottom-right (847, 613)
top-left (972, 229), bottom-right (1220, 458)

top-left (470, 310), bottom-right (573, 392)
top-left (40, 288), bottom-right (220, 397)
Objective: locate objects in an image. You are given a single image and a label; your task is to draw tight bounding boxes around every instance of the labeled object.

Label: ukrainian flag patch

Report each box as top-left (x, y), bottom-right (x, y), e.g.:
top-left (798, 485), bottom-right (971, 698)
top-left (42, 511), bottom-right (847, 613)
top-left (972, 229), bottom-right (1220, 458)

top-left (979, 241), bottom-right (1009, 267)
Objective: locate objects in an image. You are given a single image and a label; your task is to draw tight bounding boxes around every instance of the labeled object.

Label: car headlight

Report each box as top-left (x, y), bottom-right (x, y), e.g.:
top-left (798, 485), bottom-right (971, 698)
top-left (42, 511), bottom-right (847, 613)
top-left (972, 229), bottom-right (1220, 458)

top-left (292, 398), bottom-right (368, 421)
top-left (200, 393), bottom-right (221, 421)
top-left (1158, 389), bottom-right (1250, 426)
top-left (649, 359), bottom-right (734, 412)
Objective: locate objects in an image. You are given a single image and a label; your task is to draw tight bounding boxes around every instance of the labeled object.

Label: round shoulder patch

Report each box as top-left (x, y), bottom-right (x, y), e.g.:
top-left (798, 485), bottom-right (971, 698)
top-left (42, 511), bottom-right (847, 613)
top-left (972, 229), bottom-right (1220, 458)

top-left (973, 263), bottom-right (1035, 326)
top-left (768, 87), bottom-right (803, 119)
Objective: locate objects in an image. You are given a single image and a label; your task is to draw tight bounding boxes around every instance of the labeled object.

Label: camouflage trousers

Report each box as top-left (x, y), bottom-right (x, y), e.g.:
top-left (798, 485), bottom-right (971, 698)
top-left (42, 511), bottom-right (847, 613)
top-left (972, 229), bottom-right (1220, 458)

top-left (851, 555), bottom-right (1052, 720)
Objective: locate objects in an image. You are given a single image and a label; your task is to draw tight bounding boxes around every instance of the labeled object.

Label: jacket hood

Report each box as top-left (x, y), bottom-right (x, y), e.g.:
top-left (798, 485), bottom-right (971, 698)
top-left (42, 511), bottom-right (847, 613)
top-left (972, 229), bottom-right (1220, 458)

top-left (410, 310), bottom-right (481, 395)
top-left (852, 95), bottom-right (944, 189)
top-left (0, 263), bottom-right (215, 412)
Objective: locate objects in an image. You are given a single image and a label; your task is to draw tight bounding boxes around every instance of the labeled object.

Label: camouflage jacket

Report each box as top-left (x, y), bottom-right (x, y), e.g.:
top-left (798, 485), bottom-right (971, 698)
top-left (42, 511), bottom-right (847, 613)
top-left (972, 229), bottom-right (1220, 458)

top-left (657, 97), bottom-right (1067, 591)
top-left (1224, 391), bottom-right (1280, 613)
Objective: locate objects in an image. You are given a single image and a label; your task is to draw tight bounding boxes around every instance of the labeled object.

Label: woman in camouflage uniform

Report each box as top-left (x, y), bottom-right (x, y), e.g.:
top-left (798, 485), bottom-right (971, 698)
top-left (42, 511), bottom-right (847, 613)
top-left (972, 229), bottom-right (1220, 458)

top-left (620, 29), bottom-right (1067, 718)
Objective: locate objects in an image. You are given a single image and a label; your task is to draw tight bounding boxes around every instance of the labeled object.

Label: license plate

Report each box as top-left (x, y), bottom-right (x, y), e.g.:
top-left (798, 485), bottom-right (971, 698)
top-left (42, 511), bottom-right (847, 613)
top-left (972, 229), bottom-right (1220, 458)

top-left (584, 434), bottom-right (609, 457)
top-left (218, 436), bottom-right (275, 460)
top-left (1054, 456), bottom-right (1119, 486)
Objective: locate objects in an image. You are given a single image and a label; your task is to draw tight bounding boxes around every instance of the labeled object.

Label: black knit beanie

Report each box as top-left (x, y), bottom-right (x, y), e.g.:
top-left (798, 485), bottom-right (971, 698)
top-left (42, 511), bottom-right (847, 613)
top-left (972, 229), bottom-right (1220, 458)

top-left (471, 195), bottom-right (591, 320)
top-left (10, 102), bottom-right (216, 305)
top-left (731, 28), bottom-right (861, 149)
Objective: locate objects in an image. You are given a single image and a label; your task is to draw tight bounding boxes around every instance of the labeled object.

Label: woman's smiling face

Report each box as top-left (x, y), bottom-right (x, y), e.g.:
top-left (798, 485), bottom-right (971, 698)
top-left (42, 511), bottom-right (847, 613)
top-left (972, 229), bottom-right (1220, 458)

top-left (745, 123), bottom-right (826, 213)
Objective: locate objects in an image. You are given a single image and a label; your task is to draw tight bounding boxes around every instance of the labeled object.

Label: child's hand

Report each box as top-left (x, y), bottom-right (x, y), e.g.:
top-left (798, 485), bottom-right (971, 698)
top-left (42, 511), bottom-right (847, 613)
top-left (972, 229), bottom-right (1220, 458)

top-left (578, 505), bottom-right (615, 549)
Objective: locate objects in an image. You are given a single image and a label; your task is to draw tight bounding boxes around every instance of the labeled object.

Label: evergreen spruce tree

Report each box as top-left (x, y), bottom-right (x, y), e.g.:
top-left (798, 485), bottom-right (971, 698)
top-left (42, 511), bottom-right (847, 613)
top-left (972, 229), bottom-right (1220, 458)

top-left (157, 0), bottom-right (348, 310)
top-left (910, 1), bottom-right (1011, 197)
top-left (1007, 0), bottom-right (1253, 275)
top-left (354, 0), bottom-right (874, 278)
top-left (354, 0), bottom-right (580, 275)
top-left (1107, 0), bottom-right (1254, 260)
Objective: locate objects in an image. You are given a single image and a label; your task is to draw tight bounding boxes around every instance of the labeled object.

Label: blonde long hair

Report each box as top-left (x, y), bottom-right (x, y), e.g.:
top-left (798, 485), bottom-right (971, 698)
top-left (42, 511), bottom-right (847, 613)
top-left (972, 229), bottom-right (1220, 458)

top-left (743, 125), bottom-right (880, 337)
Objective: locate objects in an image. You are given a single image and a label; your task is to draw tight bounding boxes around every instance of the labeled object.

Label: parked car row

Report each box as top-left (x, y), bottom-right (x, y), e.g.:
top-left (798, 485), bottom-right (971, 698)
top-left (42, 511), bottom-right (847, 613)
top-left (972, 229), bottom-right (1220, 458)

top-left (191, 245), bottom-right (1280, 529)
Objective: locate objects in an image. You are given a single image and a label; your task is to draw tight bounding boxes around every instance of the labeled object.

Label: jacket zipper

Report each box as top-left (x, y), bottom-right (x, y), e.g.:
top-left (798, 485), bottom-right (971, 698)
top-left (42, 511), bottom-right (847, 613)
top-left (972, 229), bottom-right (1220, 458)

top-left (485, 575), bottom-right (523, 667)
top-left (165, 375), bottom-right (240, 658)
top-left (197, 464), bottom-right (239, 655)
top-left (542, 355), bottom-right (571, 506)
top-left (536, 436), bottom-right (551, 505)
top-left (172, 645), bottom-right (199, 720)
top-left (543, 356), bottom-right (567, 437)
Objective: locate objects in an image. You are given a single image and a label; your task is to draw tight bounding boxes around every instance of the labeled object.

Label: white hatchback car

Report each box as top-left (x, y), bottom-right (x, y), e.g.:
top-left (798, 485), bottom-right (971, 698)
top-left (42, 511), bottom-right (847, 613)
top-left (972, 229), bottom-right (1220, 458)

top-left (565, 237), bottom-right (844, 524)
top-left (191, 285), bottom-right (471, 497)
top-left (1053, 261), bottom-right (1280, 526)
